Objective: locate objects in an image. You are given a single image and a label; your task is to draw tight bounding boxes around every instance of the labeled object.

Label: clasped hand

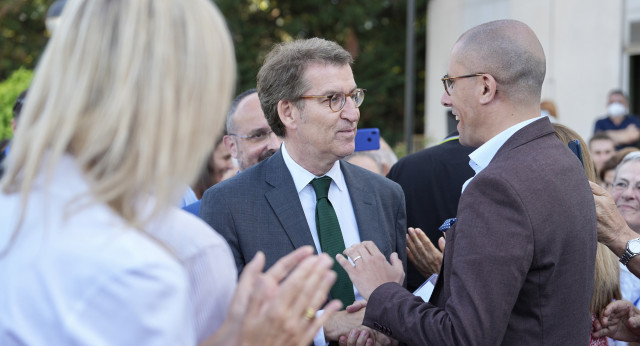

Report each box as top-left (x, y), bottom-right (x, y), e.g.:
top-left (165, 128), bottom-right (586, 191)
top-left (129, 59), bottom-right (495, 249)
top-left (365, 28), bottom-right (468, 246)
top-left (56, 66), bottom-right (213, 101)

top-left (336, 241), bottom-right (404, 301)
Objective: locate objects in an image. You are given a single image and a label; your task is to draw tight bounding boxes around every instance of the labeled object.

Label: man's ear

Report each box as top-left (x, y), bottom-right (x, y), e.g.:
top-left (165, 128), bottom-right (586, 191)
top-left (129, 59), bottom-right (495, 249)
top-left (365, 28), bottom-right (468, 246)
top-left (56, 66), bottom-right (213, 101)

top-left (479, 74), bottom-right (497, 105)
top-left (278, 100), bottom-right (297, 131)
top-left (223, 135), bottom-right (238, 158)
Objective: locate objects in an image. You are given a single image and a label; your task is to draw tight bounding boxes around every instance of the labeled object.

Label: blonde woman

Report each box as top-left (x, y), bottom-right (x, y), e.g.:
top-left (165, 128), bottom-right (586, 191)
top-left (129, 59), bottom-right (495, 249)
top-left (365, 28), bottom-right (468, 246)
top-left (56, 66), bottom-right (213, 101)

top-left (553, 124), bottom-right (622, 346)
top-left (0, 0), bottom-right (339, 345)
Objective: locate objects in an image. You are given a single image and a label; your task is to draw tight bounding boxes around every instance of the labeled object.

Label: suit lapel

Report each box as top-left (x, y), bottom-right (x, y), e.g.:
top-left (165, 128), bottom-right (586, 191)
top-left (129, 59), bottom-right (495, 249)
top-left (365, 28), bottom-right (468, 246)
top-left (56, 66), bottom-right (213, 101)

top-left (493, 117), bottom-right (555, 161)
top-left (341, 161), bottom-right (384, 250)
top-left (264, 151), bottom-right (317, 253)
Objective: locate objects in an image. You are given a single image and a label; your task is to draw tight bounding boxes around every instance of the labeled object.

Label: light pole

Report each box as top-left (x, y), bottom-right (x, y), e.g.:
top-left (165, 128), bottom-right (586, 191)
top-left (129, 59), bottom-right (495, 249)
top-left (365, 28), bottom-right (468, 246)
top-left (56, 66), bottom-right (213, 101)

top-left (404, 0), bottom-right (416, 154)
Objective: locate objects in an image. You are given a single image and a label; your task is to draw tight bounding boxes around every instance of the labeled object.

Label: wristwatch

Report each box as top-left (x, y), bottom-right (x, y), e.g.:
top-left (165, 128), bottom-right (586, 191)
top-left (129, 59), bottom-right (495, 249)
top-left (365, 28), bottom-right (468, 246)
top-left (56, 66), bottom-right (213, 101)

top-left (620, 238), bottom-right (640, 266)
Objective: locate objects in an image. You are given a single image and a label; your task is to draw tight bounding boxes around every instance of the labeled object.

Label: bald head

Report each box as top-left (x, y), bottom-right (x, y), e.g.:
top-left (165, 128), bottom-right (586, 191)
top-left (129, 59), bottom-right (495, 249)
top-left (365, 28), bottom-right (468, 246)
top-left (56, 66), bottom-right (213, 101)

top-left (454, 20), bottom-right (545, 106)
top-left (223, 89), bottom-right (282, 171)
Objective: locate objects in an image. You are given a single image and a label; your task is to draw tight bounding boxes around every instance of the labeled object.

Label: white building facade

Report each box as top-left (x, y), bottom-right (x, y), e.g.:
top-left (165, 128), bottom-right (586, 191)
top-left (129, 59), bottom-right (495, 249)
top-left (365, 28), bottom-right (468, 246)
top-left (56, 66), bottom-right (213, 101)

top-left (425, 0), bottom-right (640, 145)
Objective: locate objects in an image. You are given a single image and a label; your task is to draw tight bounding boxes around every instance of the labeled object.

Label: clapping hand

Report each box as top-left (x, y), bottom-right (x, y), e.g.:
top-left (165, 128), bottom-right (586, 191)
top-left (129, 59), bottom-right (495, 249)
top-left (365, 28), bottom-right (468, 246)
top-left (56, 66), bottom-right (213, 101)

top-left (406, 227), bottom-right (445, 277)
top-left (592, 300), bottom-right (640, 342)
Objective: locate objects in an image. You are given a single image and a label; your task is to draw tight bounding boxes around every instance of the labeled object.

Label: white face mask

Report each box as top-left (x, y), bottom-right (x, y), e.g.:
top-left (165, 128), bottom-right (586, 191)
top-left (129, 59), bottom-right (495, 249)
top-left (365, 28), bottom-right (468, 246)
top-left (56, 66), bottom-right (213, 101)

top-left (607, 102), bottom-right (627, 117)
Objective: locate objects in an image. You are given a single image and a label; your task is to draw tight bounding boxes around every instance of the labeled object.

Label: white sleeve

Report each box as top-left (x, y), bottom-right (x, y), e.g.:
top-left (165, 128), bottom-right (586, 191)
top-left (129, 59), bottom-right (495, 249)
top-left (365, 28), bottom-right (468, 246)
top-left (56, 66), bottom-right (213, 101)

top-left (313, 310), bottom-right (328, 346)
top-left (185, 234), bottom-right (237, 342)
top-left (69, 261), bottom-right (194, 346)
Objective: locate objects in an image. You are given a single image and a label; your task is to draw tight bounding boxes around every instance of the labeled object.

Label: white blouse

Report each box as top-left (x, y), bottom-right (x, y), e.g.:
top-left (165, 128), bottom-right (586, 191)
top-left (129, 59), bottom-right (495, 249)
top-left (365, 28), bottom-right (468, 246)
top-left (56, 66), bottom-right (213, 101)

top-left (0, 156), bottom-right (195, 345)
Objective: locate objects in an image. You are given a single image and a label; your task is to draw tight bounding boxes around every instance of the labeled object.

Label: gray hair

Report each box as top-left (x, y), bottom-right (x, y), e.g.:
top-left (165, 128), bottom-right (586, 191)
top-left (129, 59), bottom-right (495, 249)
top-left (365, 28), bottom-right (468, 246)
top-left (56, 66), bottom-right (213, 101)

top-left (345, 151), bottom-right (383, 175)
top-left (455, 20), bottom-right (546, 105)
top-left (615, 151), bottom-right (640, 181)
top-left (257, 38), bottom-right (353, 137)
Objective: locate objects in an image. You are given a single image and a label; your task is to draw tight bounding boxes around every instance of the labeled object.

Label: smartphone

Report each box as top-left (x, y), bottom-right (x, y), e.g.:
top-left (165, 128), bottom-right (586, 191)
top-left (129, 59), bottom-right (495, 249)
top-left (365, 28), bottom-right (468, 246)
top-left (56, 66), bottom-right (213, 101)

top-left (567, 139), bottom-right (584, 168)
top-left (354, 128), bottom-right (380, 152)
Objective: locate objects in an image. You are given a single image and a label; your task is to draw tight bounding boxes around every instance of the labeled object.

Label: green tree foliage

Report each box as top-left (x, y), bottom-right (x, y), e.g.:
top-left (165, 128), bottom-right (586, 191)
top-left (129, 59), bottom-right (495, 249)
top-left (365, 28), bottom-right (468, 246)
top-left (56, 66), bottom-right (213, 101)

top-left (216, 0), bottom-right (427, 145)
top-left (0, 0), bottom-right (427, 145)
top-left (0, 0), bottom-right (49, 81)
top-left (0, 67), bottom-right (33, 140)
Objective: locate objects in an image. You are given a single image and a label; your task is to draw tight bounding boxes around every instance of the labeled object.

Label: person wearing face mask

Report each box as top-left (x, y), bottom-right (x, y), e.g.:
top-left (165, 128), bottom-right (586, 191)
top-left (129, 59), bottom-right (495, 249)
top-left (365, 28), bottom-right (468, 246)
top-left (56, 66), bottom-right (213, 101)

top-left (594, 89), bottom-right (640, 150)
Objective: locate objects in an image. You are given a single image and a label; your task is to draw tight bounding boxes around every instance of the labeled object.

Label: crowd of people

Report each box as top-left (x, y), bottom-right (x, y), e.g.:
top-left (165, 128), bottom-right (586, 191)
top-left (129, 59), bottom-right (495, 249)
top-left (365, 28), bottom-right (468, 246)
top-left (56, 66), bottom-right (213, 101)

top-left (2, 1), bottom-right (640, 345)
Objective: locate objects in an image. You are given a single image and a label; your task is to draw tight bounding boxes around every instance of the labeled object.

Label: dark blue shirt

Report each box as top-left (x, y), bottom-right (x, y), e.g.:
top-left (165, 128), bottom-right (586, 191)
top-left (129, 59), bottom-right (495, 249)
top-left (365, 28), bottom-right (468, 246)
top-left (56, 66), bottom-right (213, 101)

top-left (594, 114), bottom-right (640, 149)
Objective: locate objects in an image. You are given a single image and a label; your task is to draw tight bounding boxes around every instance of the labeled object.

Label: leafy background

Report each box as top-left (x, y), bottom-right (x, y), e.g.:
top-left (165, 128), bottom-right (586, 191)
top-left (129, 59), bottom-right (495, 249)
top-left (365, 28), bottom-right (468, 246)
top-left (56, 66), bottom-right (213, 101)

top-left (0, 0), bottom-right (427, 151)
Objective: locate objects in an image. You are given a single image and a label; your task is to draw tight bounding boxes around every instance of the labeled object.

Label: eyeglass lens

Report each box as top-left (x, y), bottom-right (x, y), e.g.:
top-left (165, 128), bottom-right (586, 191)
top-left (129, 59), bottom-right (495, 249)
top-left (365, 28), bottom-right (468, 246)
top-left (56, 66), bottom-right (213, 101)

top-left (330, 89), bottom-right (365, 111)
top-left (443, 76), bottom-right (453, 93)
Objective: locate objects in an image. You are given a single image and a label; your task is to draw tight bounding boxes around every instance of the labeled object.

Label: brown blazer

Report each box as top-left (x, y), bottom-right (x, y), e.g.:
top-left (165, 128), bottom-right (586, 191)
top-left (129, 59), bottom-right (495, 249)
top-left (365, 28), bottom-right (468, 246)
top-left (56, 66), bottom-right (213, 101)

top-left (363, 117), bottom-right (597, 345)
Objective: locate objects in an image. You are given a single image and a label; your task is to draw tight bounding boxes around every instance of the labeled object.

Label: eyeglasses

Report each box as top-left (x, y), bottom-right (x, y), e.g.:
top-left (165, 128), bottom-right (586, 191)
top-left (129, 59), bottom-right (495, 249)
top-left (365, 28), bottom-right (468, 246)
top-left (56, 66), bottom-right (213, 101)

top-left (441, 73), bottom-right (485, 96)
top-left (300, 88), bottom-right (366, 112)
top-left (229, 129), bottom-right (274, 143)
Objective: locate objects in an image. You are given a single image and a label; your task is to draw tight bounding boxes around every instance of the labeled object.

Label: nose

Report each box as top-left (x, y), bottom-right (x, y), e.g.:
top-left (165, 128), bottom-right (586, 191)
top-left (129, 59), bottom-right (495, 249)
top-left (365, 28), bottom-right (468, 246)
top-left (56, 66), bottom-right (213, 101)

top-left (341, 97), bottom-right (360, 123)
top-left (621, 185), bottom-right (636, 200)
top-left (441, 91), bottom-right (452, 107)
top-left (266, 131), bottom-right (282, 151)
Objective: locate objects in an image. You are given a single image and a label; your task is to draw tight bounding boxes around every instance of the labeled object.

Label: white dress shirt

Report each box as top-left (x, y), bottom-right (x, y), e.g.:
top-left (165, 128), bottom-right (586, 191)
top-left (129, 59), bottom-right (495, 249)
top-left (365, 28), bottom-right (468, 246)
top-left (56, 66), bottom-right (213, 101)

top-left (281, 142), bottom-right (363, 346)
top-left (462, 116), bottom-right (543, 193)
top-left (0, 155), bottom-right (195, 345)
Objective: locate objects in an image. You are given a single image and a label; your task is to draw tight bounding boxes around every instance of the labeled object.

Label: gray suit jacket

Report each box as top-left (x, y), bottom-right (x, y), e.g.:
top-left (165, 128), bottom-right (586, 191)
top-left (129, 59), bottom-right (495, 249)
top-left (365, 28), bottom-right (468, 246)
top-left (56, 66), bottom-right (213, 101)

top-left (199, 150), bottom-right (407, 276)
top-left (363, 117), bottom-right (597, 345)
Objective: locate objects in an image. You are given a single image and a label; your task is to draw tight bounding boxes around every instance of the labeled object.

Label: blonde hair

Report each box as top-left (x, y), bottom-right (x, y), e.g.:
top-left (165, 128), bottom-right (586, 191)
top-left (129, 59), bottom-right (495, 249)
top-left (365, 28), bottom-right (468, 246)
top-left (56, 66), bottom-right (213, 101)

top-left (1, 0), bottom-right (235, 244)
top-left (540, 100), bottom-right (557, 119)
top-left (553, 124), bottom-right (621, 314)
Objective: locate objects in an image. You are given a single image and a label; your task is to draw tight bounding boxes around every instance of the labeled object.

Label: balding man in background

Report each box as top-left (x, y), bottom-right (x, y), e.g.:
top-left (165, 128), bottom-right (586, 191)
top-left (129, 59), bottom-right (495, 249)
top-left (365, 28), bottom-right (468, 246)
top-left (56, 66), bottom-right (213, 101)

top-left (189, 90), bottom-right (282, 216)
top-left (223, 89), bottom-right (282, 172)
top-left (338, 19), bottom-right (596, 345)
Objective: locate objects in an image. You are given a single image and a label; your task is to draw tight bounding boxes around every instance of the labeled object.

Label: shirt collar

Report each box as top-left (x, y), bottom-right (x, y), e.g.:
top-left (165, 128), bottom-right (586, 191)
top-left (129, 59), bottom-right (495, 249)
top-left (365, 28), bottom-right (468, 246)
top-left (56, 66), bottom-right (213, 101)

top-left (468, 116), bottom-right (543, 175)
top-left (281, 141), bottom-right (346, 193)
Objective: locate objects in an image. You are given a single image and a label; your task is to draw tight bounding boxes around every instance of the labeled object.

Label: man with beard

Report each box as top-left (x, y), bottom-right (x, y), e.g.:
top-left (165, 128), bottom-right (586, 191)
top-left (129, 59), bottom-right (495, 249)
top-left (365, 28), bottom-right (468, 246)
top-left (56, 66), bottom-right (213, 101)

top-left (186, 89), bottom-right (280, 216)
top-left (338, 20), bottom-right (596, 345)
top-left (223, 89), bottom-right (282, 171)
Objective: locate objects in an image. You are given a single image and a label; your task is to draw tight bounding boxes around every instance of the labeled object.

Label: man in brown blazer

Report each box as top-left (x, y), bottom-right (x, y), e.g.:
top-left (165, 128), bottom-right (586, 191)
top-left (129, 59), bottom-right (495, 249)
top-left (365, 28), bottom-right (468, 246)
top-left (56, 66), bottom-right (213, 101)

top-left (337, 19), bottom-right (597, 345)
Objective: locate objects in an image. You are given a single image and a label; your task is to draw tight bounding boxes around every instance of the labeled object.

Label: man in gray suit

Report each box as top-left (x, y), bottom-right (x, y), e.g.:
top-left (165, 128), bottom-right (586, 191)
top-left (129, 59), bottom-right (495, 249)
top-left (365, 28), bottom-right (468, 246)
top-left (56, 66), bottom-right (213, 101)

top-left (200, 38), bottom-right (406, 345)
top-left (337, 20), bottom-right (597, 345)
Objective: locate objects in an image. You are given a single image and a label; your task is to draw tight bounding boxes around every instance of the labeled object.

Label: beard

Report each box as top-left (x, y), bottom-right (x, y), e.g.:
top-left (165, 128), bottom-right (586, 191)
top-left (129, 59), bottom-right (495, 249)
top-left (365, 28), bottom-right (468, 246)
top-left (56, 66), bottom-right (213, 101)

top-left (258, 149), bottom-right (277, 163)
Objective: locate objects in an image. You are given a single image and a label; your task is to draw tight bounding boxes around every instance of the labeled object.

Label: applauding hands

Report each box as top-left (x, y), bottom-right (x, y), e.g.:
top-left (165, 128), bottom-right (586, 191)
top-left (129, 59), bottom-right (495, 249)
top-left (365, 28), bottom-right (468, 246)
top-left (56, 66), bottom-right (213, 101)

top-left (592, 300), bottom-right (640, 342)
top-left (406, 227), bottom-right (445, 278)
top-left (207, 246), bottom-right (342, 346)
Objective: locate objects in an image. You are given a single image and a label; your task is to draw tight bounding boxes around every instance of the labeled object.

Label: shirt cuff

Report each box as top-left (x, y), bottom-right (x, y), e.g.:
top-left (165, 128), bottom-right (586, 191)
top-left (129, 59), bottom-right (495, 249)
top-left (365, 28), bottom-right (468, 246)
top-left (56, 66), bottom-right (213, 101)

top-left (313, 309), bottom-right (328, 346)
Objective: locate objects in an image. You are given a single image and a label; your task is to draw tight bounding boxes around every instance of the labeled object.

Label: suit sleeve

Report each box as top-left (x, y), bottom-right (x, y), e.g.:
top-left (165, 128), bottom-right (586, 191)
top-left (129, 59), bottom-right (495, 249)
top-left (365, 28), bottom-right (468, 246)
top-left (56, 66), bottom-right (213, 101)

top-left (393, 184), bottom-right (408, 286)
top-left (199, 188), bottom-right (246, 275)
top-left (364, 173), bottom-right (534, 345)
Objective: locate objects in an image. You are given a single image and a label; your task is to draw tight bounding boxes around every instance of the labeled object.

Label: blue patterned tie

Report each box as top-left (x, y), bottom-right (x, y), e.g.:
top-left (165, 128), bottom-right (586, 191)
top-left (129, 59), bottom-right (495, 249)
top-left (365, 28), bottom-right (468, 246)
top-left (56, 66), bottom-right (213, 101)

top-left (311, 176), bottom-right (355, 308)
